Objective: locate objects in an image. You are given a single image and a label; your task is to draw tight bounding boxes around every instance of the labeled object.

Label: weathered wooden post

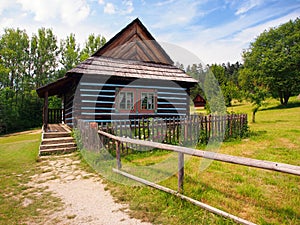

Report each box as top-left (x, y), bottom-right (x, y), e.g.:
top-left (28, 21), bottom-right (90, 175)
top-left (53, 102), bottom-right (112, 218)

top-left (178, 152), bottom-right (184, 193)
top-left (116, 141), bottom-right (122, 169)
top-left (43, 91), bottom-right (49, 131)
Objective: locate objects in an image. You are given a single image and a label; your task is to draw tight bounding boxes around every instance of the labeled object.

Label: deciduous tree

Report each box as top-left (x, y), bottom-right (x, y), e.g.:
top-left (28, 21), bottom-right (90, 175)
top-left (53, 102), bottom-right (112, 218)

top-left (240, 18), bottom-right (300, 106)
top-left (80, 34), bottom-right (106, 61)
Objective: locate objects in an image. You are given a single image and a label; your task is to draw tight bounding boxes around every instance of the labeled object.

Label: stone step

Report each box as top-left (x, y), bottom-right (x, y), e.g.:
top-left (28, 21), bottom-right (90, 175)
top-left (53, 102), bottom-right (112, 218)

top-left (40, 142), bottom-right (76, 150)
top-left (43, 132), bottom-right (70, 139)
top-left (42, 137), bottom-right (74, 145)
top-left (39, 147), bottom-right (77, 156)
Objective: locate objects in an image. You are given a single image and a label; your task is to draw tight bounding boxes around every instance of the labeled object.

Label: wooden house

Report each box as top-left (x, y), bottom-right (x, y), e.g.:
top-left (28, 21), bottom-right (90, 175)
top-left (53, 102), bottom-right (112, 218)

top-left (193, 94), bottom-right (206, 108)
top-left (36, 18), bottom-right (197, 129)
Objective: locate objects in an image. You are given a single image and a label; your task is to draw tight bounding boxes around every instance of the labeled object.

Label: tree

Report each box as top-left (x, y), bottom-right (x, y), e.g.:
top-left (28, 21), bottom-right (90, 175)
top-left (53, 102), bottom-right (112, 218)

top-left (30, 28), bottom-right (59, 88)
top-left (187, 63), bottom-right (206, 100)
top-left (0, 27), bottom-right (109, 134)
top-left (60, 33), bottom-right (81, 74)
top-left (80, 34), bottom-right (106, 61)
top-left (241, 18), bottom-right (300, 106)
top-left (239, 66), bottom-right (269, 123)
top-left (210, 64), bottom-right (241, 107)
top-left (187, 63), bottom-right (226, 114)
top-left (0, 28), bottom-right (30, 91)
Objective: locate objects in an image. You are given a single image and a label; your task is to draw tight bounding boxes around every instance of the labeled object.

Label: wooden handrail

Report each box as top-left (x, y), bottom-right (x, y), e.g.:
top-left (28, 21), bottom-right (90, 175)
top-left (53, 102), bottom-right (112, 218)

top-left (98, 130), bottom-right (300, 176)
top-left (113, 169), bottom-right (257, 225)
top-left (98, 129), bottom-right (299, 225)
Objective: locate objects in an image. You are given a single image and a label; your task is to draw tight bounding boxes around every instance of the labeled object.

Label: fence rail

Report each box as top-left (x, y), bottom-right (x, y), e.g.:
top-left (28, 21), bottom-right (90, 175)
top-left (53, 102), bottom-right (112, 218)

top-left (97, 129), bottom-right (300, 225)
top-left (98, 130), bottom-right (300, 176)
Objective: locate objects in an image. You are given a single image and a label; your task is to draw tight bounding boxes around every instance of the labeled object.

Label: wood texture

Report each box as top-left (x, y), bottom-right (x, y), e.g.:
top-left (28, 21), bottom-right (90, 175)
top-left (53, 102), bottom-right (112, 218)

top-left (113, 169), bottom-right (257, 225)
top-left (178, 152), bottom-right (184, 193)
top-left (99, 130), bottom-right (300, 176)
top-left (93, 18), bottom-right (173, 65)
top-left (68, 56), bottom-right (197, 83)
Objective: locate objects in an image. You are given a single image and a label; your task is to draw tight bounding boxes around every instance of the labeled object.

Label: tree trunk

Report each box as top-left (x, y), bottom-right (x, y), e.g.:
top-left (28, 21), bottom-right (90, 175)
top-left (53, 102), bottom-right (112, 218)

top-left (279, 91), bottom-right (284, 105)
top-left (283, 91), bottom-right (290, 106)
top-left (252, 106), bottom-right (259, 123)
top-left (252, 111), bottom-right (256, 123)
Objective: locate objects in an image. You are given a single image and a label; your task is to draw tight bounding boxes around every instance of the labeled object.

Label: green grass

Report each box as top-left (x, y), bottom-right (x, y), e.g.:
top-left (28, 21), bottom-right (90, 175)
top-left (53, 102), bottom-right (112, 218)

top-left (0, 131), bottom-right (63, 225)
top-left (103, 96), bottom-right (300, 225)
top-left (0, 96), bottom-right (299, 224)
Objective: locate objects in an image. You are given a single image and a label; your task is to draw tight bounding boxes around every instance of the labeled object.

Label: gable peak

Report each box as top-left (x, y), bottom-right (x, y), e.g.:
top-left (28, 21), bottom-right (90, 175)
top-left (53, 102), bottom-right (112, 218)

top-left (93, 18), bottom-right (173, 65)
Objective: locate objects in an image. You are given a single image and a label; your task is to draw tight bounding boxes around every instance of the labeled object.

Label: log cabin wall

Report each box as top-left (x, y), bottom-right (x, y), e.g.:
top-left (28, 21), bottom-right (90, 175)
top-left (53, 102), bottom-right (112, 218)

top-left (64, 79), bottom-right (80, 127)
top-left (68, 75), bottom-right (190, 126)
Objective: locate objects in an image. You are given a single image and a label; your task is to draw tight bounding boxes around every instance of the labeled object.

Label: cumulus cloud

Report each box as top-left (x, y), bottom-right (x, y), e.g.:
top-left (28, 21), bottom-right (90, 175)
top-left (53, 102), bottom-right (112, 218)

top-left (16, 0), bottom-right (90, 26)
top-left (104, 2), bottom-right (116, 14)
top-left (61, 0), bottom-right (90, 26)
top-left (98, 0), bottom-right (105, 5)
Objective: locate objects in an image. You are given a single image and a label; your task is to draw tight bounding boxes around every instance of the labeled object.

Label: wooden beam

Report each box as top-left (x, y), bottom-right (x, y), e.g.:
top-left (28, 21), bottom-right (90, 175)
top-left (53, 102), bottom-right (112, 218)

top-left (43, 91), bottom-right (48, 131)
top-left (113, 169), bottom-right (257, 225)
top-left (116, 141), bottom-right (122, 169)
top-left (98, 130), bottom-right (300, 176)
top-left (178, 152), bottom-right (184, 193)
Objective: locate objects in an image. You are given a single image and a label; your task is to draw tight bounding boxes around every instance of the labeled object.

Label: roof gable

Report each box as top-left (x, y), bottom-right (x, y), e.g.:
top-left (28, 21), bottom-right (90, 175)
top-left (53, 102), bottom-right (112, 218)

top-left (93, 18), bottom-right (174, 65)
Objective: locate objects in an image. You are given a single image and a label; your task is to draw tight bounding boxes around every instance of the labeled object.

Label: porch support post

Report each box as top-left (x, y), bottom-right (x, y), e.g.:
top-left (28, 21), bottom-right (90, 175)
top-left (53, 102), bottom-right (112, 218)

top-left (62, 94), bottom-right (66, 124)
top-left (43, 91), bottom-right (49, 131)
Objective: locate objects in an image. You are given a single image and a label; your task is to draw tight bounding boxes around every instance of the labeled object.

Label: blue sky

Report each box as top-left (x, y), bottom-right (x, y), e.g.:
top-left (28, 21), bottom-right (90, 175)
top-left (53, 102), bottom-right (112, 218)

top-left (0, 0), bottom-right (299, 64)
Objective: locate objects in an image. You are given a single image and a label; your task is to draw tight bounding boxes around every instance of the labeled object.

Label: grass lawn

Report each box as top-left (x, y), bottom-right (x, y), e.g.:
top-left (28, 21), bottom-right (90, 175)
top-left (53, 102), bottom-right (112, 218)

top-left (105, 97), bottom-right (300, 225)
top-left (0, 96), bottom-right (299, 225)
top-left (0, 130), bottom-right (62, 225)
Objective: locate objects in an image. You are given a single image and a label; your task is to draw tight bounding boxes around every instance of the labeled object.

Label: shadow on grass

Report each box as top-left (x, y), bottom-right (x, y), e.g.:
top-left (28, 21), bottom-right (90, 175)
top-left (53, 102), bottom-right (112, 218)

top-left (249, 130), bottom-right (267, 137)
top-left (260, 101), bottom-right (300, 111)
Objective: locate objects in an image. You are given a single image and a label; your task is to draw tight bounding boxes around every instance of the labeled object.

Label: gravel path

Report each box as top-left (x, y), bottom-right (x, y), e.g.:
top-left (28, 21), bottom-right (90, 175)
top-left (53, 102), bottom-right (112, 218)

top-left (27, 154), bottom-right (152, 225)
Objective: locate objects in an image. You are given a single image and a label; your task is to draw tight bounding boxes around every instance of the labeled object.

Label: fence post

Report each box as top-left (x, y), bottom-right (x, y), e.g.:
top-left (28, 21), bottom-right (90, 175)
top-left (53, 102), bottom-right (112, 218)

top-left (178, 152), bottom-right (184, 193)
top-left (116, 141), bottom-right (122, 169)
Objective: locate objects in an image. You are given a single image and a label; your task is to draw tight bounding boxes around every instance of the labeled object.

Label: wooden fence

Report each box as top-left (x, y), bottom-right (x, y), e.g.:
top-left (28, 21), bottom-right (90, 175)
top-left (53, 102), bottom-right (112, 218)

top-left (98, 114), bottom-right (248, 154)
top-left (97, 129), bottom-right (300, 225)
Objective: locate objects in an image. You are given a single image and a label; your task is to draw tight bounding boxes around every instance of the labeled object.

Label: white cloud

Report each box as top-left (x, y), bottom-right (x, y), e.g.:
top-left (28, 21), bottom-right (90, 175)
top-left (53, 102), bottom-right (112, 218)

top-left (104, 3), bottom-right (116, 14)
top-left (0, 0), bottom-right (15, 15)
top-left (152, 0), bottom-right (201, 28)
top-left (98, 0), bottom-right (105, 5)
top-left (156, 0), bottom-right (175, 7)
top-left (16, 0), bottom-right (90, 26)
top-left (177, 11), bottom-right (300, 64)
top-left (60, 0), bottom-right (90, 26)
top-left (122, 0), bottom-right (134, 14)
top-left (235, 0), bottom-right (263, 15)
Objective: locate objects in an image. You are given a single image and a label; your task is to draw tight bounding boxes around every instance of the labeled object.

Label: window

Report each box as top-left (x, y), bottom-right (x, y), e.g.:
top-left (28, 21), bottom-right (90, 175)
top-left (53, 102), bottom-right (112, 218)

top-left (141, 92), bottom-right (154, 110)
top-left (119, 91), bottom-right (134, 110)
top-left (116, 88), bottom-right (156, 113)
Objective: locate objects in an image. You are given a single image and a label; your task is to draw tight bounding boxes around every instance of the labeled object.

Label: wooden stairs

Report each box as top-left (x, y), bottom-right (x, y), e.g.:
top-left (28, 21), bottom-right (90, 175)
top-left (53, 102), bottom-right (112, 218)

top-left (39, 124), bottom-right (77, 156)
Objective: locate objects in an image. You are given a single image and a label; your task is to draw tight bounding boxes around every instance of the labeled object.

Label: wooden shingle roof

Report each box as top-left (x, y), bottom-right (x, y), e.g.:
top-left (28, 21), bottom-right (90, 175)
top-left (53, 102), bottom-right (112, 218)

top-left (93, 18), bottom-right (173, 65)
top-left (67, 56), bottom-right (197, 83)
